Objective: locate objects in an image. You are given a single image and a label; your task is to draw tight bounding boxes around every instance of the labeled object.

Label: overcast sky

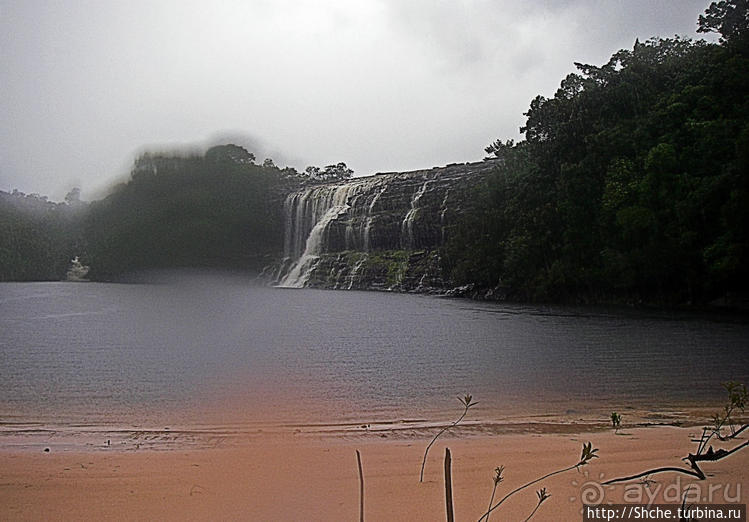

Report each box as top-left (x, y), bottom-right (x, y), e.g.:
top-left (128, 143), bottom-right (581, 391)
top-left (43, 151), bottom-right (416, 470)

top-left (1, 0), bottom-right (716, 200)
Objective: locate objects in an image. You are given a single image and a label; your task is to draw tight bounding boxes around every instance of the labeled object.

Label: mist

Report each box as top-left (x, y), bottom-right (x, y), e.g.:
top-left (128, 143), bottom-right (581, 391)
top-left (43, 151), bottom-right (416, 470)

top-left (1, 0), bottom-right (715, 201)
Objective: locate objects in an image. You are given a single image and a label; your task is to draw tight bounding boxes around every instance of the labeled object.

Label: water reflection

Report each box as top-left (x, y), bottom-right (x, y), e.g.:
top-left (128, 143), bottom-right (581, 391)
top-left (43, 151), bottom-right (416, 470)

top-left (1, 273), bottom-right (747, 427)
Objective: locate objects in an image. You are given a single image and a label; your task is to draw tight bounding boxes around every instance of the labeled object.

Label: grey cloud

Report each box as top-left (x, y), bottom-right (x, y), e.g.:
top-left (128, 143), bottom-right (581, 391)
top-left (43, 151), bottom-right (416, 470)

top-left (382, 0), bottom-right (711, 67)
top-left (0, 0), bottom-right (717, 200)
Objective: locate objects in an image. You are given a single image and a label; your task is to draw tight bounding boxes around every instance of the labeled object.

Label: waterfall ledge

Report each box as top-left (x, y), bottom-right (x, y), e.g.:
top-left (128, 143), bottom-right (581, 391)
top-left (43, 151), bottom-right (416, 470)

top-left (272, 160), bottom-right (498, 291)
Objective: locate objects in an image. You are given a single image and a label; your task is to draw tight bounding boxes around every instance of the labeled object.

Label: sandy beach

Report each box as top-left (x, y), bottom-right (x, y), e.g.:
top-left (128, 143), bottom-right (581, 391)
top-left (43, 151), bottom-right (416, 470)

top-left (1, 424), bottom-right (747, 521)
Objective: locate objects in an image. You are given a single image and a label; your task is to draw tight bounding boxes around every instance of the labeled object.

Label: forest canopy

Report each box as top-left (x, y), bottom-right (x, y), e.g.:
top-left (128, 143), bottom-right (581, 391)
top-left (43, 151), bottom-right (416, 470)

top-left (443, 0), bottom-right (749, 304)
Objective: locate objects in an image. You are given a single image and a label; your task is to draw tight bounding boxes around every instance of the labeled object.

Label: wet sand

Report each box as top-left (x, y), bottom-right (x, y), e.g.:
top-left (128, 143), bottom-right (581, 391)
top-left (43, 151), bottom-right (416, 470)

top-left (0, 404), bottom-right (723, 453)
top-left (1, 425), bottom-right (747, 521)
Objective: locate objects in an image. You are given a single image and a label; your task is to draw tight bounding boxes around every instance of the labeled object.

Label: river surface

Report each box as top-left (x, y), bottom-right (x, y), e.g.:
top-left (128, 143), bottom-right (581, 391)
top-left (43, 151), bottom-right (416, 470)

top-left (1, 274), bottom-right (748, 448)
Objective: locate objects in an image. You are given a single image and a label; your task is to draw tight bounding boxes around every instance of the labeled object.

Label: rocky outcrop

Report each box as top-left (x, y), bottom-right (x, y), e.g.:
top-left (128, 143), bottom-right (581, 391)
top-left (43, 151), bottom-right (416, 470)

top-left (273, 160), bottom-right (498, 291)
top-left (298, 250), bottom-right (446, 292)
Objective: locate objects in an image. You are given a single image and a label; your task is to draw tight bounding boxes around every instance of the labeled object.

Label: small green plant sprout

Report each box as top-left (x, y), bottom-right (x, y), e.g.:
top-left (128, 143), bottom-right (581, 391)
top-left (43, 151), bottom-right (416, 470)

top-left (522, 488), bottom-right (551, 522)
top-left (713, 381), bottom-right (747, 440)
top-left (419, 394), bottom-right (478, 483)
top-left (610, 412), bottom-right (622, 431)
top-left (479, 442), bottom-right (599, 522)
top-left (484, 466), bottom-right (505, 522)
top-left (493, 465), bottom-right (505, 485)
top-left (578, 441), bottom-right (599, 469)
top-left (604, 382), bottom-right (749, 485)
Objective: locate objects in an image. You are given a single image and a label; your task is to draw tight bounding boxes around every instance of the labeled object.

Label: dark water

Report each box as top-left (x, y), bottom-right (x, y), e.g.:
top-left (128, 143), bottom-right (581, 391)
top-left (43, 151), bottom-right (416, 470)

top-left (1, 274), bottom-right (748, 429)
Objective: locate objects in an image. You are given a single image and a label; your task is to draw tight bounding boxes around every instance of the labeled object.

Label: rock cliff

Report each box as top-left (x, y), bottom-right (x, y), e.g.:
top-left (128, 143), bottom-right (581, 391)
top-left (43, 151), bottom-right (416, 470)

top-left (271, 160), bottom-right (497, 291)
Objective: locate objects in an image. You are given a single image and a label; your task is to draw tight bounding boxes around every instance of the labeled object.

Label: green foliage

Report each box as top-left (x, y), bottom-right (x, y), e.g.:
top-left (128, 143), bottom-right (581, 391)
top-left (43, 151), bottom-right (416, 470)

top-left (724, 381), bottom-right (748, 410)
top-left (366, 250), bottom-right (410, 287)
top-left (301, 162), bottom-right (354, 182)
top-left (323, 162), bottom-right (354, 180)
top-left (458, 394), bottom-right (477, 409)
top-left (0, 191), bottom-right (86, 281)
top-left (492, 466), bottom-right (505, 486)
top-left (578, 441), bottom-right (600, 467)
top-left (84, 145), bottom-right (293, 279)
top-left (698, 0), bottom-right (749, 49)
top-left (536, 487), bottom-right (550, 503)
top-left (712, 381), bottom-right (748, 436)
top-left (445, 8), bottom-right (749, 305)
top-left (484, 138), bottom-right (515, 160)
top-left (205, 144), bottom-right (255, 165)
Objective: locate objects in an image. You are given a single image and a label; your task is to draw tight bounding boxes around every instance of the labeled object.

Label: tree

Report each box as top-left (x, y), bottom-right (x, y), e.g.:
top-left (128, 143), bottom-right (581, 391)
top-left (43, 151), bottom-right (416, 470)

top-left (448, 6), bottom-right (749, 304)
top-left (205, 144), bottom-right (255, 165)
top-left (698, 0), bottom-right (749, 49)
top-left (304, 166), bottom-right (321, 180)
top-left (322, 162), bottom-right (354, 180)
top-left (484, 139), bottom-right (514, 160)
top-left (64, 188), bottom-right (81, 206)
top-left (302, 163), bottom-right (354, 182)
top-left (83, 147), bottom-right (288, 279)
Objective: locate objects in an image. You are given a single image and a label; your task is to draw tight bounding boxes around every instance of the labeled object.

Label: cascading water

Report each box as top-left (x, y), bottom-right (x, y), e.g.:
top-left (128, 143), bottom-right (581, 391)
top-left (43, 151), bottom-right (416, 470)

top-left (278, 183), bottom-right (359, 287)
top-left (363, 181), bottom-right (388, 252)
top-left (346, 255), bottom-right (368, 290)
top-left (275, 161), bottom-right (496, 289)
top-left (439, 189), bottom-right (450, 244)
top-left (277, 175), bottom-right (398, 287)
top-left (400, 180), bottom-right (429, 249)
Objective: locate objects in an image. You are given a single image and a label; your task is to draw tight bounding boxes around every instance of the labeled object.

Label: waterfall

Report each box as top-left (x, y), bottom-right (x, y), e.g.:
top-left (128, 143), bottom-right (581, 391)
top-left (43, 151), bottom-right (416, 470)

top-left (400, 180), bottom-right (430, 249)
top-left (363, 182), bottom-right (387, 252)
top-left (277, 175), bottom-right (399, 287)
top-left (275, 160), bottom-right (494, 289)
top-left (278, 183), bottom-right (356, 287)
top-left (347, 255), bottom-right (368, 290)
top-left (439, 189), bottom-right (450, 244)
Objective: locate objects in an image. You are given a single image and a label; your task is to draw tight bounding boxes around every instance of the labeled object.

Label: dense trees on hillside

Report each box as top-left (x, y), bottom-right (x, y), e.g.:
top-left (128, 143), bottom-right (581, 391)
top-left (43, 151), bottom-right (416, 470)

top-left (443, 1), bottom-right (749, 304)
top-left (0, 144), bottom-right (357, 281)
top-left (0, 190), bottom-right (85, 281)
top-left (83, 145), bottom-right (294, 279)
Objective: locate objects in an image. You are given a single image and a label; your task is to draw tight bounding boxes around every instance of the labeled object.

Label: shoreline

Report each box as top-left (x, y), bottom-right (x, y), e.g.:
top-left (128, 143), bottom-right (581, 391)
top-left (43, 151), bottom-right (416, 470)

top-left (4, 279), bottom-right (749, 317)
top-left (2, 426), bottom-right (747, 521)
top-left (0, 404), bottom-right (737, 454)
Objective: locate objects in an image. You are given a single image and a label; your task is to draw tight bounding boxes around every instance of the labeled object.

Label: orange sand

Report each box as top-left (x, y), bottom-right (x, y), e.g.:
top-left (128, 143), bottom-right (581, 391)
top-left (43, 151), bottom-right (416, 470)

top-left (1, 427), bottom-right (747, 521)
